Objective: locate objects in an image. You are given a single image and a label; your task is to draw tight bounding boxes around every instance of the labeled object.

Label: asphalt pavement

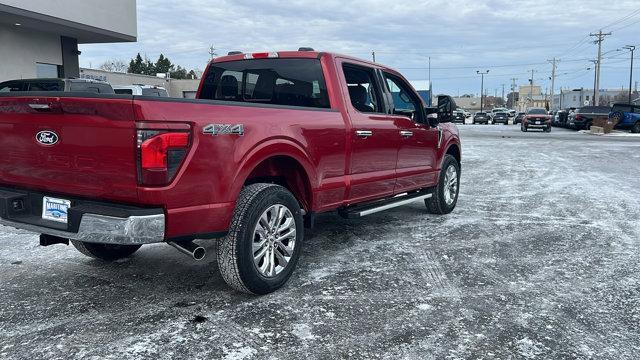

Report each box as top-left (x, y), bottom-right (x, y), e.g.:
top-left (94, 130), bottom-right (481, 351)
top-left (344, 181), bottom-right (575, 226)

top-left (1, 124), bottom-right (639, 359)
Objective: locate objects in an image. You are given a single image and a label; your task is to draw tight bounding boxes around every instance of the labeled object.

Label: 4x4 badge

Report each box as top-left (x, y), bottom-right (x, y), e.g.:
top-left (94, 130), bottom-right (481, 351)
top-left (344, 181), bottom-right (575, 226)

top-left (203, 124), bottom-right (244, 136)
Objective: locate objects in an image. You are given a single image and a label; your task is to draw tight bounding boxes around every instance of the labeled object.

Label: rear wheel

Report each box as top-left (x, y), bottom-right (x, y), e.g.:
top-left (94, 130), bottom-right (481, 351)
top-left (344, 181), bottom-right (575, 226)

top-left (217, 183), bottom-right (303, 295)
top-left (632, 122), bottom-right (640, 134)
top-left (426, 154), bottom-right (460, 215)
top-left (71, 241), bottom-right (141, 261)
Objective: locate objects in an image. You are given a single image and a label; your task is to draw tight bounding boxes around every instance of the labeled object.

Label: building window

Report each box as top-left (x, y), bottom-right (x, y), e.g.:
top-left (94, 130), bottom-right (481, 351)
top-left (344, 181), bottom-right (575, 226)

top-left (36, 63), bottom-right (62, 78)
top-left (586, 95), bottom-right (590, 101)
top-left (573, 96), bottom-right (577, 101)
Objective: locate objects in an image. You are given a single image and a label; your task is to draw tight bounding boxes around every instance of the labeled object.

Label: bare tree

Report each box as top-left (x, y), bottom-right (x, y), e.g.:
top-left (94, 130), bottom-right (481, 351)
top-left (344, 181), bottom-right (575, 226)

top-left (98, 59), bottom-right (128, 73)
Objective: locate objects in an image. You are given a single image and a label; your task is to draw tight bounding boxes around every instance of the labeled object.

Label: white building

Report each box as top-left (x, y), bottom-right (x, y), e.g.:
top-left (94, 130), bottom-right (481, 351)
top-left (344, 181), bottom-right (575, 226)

top-left (0, 0), bottom-right (137, 82)
top-left (552, 88), bottom-right (631, 109)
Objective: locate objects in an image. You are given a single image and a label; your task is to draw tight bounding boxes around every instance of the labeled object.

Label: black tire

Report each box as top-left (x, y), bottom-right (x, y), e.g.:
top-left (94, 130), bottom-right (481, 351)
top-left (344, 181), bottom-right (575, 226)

top-left (217, 183), bottom-right (304, 295)
top-left (426, 154), bottom-right (460, 215)
top-left (632, 122), bottom-right (640, 134)
top-left (71, 240), bottom-right (141, 261)
top-left (545, 126), bottom-right (552, 133)
top-left (610, 111), bottom-right (624, 126)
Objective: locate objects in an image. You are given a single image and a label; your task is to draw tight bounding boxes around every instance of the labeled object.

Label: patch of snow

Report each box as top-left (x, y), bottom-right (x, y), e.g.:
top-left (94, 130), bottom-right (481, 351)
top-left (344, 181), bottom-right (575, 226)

top-left (416, 303), bottom-right (433, 311)
top-left (292, 323), bottom-right (316, 341)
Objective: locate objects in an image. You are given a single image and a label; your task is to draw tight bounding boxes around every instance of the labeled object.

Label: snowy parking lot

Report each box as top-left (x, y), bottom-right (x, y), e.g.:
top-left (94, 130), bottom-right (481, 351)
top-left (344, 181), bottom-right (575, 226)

top-left (1, 125), bottom-right (639, 359)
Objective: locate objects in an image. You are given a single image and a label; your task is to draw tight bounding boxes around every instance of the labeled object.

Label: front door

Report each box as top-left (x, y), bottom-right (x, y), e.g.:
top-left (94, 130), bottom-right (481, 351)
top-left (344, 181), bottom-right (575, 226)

top-left (381, 71), bottom-right (439, 193)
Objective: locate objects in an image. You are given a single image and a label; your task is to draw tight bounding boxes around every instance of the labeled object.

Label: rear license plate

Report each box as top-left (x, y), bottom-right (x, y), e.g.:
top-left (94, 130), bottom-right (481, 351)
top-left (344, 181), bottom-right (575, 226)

top-left (42, 197), bottom-right (71, 223)
top-left (536, 121), bottom-right (541, 124)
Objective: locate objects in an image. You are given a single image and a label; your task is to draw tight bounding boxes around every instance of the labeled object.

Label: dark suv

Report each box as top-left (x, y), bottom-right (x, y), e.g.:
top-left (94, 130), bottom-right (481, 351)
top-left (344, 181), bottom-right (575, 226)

top-left (610, 103), bottom-right (640, 133)
top-left (473, 112), bottom-right (491, 124)
top-left (0, 78), bottom-right (114, 94)
top-left (492, 111), bottom-right (509, 124)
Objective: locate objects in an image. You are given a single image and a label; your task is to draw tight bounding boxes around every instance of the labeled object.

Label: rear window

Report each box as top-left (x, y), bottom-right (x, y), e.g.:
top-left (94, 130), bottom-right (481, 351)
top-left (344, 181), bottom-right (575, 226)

top-left (0, 80), bottom-right (63, 92)
top-left (68, 82), bottom-right (114, 94)
top-left (579, 106), bottom-right (610, 114)
top-left (612, 104), bottom-right (637, 114)
top-left (199, 58), bottom-right (330, 109)
top-left (142, 88), bottom-right (168, 97)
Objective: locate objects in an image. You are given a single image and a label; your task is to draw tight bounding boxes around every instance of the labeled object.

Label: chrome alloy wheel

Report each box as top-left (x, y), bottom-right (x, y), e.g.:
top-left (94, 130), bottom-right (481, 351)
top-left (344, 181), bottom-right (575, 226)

top-left (443, 165), bottom-right (458, 206)
top-left (252, 204), bottom-right (297, 277)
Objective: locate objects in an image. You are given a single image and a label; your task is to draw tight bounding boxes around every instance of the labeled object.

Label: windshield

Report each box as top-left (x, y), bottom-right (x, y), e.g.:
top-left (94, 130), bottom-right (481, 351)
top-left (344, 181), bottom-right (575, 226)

top-left (199, 58), bottom-right (330, 109)
top-left (527, 108), bottom-right (547, 115)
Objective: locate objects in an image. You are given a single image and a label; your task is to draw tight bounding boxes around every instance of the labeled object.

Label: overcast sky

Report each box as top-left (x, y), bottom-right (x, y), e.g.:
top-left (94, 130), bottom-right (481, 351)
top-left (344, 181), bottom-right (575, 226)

top-left (79, 0), bottom-right (640, 96)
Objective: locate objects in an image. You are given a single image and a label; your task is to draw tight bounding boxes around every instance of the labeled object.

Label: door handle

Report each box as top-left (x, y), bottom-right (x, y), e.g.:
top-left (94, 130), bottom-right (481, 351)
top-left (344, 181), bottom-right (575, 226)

top-left (400, 130), bottom-right (414, 137)
top-left (355, 130), bottom-right (373, 138)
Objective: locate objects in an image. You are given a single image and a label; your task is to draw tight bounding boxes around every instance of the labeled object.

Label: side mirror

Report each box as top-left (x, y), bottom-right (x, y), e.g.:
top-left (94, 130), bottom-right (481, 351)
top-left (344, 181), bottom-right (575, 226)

top-left (436, 95), bottom-right (456, 123)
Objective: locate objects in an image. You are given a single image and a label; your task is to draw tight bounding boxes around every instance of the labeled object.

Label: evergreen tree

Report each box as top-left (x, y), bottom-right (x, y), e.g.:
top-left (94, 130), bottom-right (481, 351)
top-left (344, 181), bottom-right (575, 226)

top-left (128, 53), bottom-right (145, 74)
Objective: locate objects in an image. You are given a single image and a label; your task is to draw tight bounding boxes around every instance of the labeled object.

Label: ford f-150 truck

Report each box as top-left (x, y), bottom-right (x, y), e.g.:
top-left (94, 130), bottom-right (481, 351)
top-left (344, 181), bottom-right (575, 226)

top-left (0, 50), bottom-right (461, 294)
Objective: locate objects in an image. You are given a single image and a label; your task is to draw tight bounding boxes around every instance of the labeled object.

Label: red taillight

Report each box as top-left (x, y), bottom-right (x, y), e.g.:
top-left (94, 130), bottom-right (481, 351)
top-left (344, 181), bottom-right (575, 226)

top-left (137, 128), bottom-right (191, 186)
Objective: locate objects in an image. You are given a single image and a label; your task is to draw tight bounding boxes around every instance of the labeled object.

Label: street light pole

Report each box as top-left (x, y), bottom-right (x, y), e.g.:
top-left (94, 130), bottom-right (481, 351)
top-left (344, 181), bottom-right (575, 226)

top-left (477, 70), bottom-right (489, 112)
top-left (624, 45), bottom-right (635, 104)
top-left (589, 60), bottom-right (598, 105)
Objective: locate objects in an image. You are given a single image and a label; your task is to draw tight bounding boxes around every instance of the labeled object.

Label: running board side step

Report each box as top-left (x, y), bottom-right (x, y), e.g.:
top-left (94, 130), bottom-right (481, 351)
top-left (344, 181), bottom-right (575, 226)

top-left (338, 190), bottom-right (433, 219)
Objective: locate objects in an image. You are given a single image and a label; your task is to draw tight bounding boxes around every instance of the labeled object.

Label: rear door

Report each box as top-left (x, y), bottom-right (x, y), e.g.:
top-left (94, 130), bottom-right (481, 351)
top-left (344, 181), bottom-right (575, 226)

top-left (339, 61), bottom-right (399, 203)
top-left (0, 96), bottom-right (139, 202)
top-left (381, 71), bottom-right (438, 192)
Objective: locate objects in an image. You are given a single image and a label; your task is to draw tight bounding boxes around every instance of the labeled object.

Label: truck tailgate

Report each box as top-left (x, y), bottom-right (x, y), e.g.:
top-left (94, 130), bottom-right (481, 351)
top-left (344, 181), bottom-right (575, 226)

top-left (0, 96), bottom-right (139, 203)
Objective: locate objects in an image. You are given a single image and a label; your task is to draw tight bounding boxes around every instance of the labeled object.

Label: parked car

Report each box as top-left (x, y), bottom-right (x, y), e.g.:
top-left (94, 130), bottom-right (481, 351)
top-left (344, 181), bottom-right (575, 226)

top-left (113, 85), bottom-right (169, 97)
top-left (521, 108), bottom-right (552, 132)
top-left (474, 112), bottom-right (491, 124)
top-left (610, 103), bottom-right (640, 133)
top-left (492, 111), bottom-right (509, 124)
top-left (0, 50), bottom-right (461, 295)
top-left (0, 78), bottom-right (114, 94)
top-left (567, 106), bottom-right (611, 130)
top-left (453, 110), bottom-right (465, 124)
top-left (514, 112), bottom-right (526, 124)
top-left (508, 109), bottom-right (516, 118)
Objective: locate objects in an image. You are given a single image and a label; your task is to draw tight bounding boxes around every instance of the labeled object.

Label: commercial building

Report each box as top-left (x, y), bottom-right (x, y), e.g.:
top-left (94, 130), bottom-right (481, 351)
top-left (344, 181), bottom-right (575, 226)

top-left (0, 0), bottom-right (137, 82)
top-left (79, 68), bottom-right (201, 98)
top-left (552, 88), bottom-right (634, 109)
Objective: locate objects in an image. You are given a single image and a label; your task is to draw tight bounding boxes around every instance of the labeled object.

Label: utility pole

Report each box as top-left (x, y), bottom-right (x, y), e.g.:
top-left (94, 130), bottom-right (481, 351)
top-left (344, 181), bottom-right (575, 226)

top-left (590, 30), bottom-right (612, 106)
top-left (501, 84), bottom-right (505, 104)
top-left (428, 57), bottom-right (431, 105)
top-left (208, 45), bottom-right (217, 60)
top-left (529, 69), bottom-right (535, 107)
top-left (372, 51), bottom-right (376, 63)
top-left (624, 45), bottom-right (635, 104)
top-left (477, 70), bottom-right (489, 113)
top-left (589, 60), bottom-right (598, 105)
top-left (510, 77), bottom-right (518, 109)
top-left (548, 58), bottom-right (558, 110)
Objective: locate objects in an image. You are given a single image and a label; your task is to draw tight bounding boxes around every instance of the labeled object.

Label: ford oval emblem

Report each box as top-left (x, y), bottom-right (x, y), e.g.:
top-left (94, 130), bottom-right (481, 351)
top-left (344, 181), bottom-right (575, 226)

top-left (36, 131), bottom-right (59, 146)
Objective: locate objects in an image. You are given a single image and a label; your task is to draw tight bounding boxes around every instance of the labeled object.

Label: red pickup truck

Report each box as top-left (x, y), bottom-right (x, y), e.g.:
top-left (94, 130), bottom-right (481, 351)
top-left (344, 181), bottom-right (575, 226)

top-left (0, 50), bottom-right (461, 294)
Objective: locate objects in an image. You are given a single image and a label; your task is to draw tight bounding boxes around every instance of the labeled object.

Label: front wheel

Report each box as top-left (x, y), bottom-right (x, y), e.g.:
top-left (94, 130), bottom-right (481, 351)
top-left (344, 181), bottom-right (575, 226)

top-left (632, 122), bottom-right (640, 134)
top-left (426, 154), bottom-right (460, 215)
top-left (71, 241), bottom-right (141, 261)
top-left (217, 183), bottom-right (304, 295)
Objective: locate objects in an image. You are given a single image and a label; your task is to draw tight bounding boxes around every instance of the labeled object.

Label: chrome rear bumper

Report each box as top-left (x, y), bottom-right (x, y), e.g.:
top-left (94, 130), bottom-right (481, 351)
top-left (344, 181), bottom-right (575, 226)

top-left (0, 213), bottom-right (165, 245)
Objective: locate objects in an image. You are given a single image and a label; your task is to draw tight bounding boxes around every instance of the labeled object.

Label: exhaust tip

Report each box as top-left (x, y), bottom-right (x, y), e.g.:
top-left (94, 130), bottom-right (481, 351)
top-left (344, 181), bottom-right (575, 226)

top-left (169, 241), bottom-right (207, 261)
top-left (193, 246), bottom-right (206, 261)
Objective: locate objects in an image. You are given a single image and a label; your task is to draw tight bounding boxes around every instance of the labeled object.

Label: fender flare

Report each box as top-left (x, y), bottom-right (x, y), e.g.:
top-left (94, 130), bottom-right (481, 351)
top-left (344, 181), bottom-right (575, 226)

top-left (230, 138), bottom-right (318, 204)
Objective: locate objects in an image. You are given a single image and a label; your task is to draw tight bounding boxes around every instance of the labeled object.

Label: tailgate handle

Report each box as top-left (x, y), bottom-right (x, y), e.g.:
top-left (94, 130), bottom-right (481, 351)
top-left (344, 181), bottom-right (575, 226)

top-left (29, 104), bottom-right (51, 111)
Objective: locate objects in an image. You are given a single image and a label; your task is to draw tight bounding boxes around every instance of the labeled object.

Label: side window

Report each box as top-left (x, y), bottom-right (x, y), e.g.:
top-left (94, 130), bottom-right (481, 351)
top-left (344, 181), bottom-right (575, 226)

top-left (383, 73), bottom-right (423, 122)
top-left (342, 64), bottom-right (382, 113)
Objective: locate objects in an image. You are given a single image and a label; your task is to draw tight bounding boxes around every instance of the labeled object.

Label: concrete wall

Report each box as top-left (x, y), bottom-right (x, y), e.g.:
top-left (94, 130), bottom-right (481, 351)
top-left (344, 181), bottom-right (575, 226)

top-left (0, 23), bottom-right (62, 82)
top-left (0, 0), bottom-right (136, 39)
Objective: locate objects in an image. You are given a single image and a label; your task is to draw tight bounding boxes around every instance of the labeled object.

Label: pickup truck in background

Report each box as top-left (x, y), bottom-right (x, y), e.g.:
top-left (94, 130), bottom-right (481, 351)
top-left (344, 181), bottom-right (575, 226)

top-left (610, 103), bottom-right (640, 133)
top-left (567, 106), bottom-right (611, 130)
top-left (0, 50), bottom-right (461, 294)
top-left (0, 78), bottom-right (114, 94)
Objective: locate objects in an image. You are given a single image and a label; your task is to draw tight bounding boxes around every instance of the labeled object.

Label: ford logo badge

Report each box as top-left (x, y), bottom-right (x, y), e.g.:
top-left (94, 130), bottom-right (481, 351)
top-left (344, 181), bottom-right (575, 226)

top-left (36, 131), bottom-right (59, 146)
